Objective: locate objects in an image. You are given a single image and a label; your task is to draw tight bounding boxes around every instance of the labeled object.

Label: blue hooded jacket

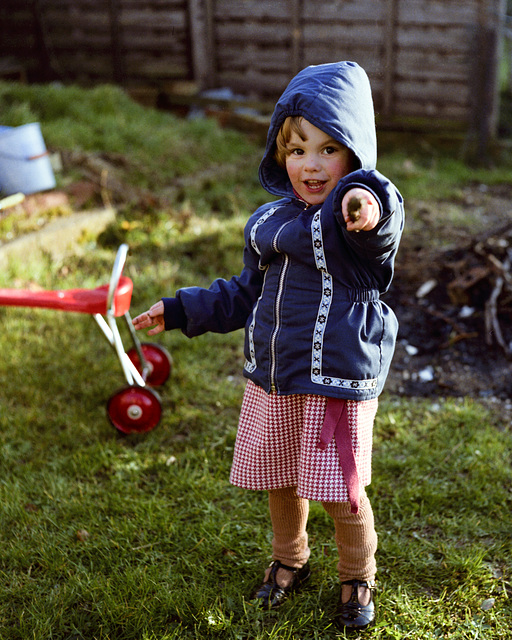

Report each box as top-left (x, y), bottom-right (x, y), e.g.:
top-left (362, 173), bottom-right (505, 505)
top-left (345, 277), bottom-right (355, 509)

top-left (163, 61), bottom-right (404, 400)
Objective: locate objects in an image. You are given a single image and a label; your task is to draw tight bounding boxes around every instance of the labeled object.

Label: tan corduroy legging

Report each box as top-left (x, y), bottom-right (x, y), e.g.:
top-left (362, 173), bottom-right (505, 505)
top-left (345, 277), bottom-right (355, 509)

top-left (268, 485), bottom-right (377, 582)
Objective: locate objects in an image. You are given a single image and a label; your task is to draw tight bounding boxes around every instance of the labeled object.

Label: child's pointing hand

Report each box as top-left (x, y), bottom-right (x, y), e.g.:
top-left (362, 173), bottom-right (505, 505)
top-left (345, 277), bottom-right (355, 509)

top-left (132, 300), bottom-right (165, 335)
top-left (341, 188), bottom-right (380, 232)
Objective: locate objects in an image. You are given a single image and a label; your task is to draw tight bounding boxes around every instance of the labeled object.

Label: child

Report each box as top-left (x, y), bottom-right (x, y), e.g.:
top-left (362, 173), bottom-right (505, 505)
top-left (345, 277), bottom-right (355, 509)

top-left (133, 60), bottom-right (404, 632)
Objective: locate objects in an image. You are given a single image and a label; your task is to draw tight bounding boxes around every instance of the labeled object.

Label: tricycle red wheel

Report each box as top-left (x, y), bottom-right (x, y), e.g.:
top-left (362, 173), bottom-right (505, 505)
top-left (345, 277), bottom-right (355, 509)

top-left (127, 343), bottom-right (172, 386)
top-left (107, 386), bottom-right (162, 434)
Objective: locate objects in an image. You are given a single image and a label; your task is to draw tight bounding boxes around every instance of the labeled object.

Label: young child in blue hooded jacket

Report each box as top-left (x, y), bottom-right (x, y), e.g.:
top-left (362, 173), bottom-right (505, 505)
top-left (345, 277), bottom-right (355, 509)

top-left (133, 60), bottom-right (404, 632)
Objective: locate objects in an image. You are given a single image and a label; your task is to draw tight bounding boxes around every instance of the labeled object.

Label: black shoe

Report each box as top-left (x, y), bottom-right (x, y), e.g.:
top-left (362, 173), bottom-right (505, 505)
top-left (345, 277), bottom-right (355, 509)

top-left (252, 560), bottom-right (311, 609)
top-left (334, 579), bottom-right (376, 632)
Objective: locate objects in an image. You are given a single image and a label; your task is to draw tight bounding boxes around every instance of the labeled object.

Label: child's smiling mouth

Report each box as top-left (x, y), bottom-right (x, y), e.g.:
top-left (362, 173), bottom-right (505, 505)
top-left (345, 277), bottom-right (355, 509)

top-left (304, 180), bottom-right (327, 192)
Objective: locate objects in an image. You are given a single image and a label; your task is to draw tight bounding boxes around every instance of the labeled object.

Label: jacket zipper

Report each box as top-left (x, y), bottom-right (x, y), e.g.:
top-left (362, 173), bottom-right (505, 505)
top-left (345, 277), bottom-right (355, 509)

top-left (269, 253), bottom-right (289, 392)
top-left (269, 217), bottom-right (298, 392)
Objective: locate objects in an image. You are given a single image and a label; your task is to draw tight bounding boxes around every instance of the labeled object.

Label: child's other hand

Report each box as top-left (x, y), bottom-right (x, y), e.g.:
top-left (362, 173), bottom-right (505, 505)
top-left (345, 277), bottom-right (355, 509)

top-left (341, 188), bottom-right (380, 232)
top-left (132, 301), bottom-right (165, 335)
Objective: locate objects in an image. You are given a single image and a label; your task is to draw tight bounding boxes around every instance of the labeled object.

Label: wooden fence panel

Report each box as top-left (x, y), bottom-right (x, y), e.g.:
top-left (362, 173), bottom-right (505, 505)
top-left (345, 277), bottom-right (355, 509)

top-left (0, 3), bottom-right (40, 77)
top-left (0, 0), bottom-right (505, 140)
top-left (0, 0), bottom-right (190, 85)
top-left (199, 0), bottom-right (505, 142)
top-left (209, 0), bottom-right (297, 98)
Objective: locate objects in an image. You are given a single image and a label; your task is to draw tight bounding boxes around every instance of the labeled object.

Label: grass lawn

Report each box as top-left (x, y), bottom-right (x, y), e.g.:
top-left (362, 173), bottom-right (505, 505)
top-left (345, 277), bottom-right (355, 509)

top-left (0, 82), bottom-right (511, 639)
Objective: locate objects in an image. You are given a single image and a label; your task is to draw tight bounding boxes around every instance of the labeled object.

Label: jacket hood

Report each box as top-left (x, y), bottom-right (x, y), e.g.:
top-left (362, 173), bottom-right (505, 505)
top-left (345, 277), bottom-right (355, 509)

top-left (259, 61), bottom-right (377, 198)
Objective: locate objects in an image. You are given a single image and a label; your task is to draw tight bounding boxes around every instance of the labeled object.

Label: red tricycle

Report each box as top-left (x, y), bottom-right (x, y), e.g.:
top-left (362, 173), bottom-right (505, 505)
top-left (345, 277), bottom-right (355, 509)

top-left (0, 242), bottom-right (171, 434)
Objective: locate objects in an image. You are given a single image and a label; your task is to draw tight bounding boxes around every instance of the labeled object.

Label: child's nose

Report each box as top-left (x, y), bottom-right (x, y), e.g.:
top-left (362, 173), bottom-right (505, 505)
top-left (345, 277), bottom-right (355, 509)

top-left (303, 153), bottom-right (321, 171)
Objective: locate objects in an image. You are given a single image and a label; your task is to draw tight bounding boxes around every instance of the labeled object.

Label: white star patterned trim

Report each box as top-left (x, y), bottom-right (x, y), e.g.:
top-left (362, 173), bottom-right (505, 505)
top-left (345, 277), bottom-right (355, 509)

top-left (310, 209), bottom-right (378, 391)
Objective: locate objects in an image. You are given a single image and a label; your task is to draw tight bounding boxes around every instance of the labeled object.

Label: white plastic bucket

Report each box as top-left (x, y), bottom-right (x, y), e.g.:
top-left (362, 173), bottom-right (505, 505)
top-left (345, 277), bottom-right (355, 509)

top-left (0, 123), bottom-right (56, 196)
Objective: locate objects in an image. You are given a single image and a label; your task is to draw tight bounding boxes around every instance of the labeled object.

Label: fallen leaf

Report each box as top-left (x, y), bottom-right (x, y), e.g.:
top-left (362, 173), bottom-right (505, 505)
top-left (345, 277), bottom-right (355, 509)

top-left (76, 529), bottom-right (90, 542)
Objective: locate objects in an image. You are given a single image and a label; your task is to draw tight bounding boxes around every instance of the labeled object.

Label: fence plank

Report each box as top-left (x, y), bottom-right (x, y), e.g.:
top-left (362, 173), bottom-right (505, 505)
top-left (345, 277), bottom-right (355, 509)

top-left (120, 10), bottom-right (186, 28)
top-left (213, 0), bottom-right (290, 19)
top-left (217, 46), bottom-right (296, 71)
top-left (396, 79), bottom-right (470, 104)
top-left (398, 0), bottom-right (481, 25)
top-left (396, 24), bottom-right (476, 51)
top-left (302, 23), bottom-right (385, 43)
top-left (215, 21), bottom-right (293, 43)
top-left (302, 1), bottom-right (386, 21)
top-left (396, 50), bottom-right (470, 83)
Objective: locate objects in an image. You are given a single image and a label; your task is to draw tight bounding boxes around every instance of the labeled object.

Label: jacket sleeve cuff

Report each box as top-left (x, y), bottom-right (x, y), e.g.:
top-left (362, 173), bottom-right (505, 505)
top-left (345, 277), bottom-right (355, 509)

top-left (162, 297), bottom-right (187, 331)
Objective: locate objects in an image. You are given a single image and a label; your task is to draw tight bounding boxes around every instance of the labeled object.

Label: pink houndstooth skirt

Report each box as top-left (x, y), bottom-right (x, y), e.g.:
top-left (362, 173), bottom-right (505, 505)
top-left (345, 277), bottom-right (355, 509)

top-left (229, 380), bottom-right (378, 502)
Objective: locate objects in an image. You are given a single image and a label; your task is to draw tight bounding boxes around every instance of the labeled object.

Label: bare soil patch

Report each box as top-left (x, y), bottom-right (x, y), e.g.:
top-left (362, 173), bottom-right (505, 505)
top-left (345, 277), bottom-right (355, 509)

top-left (385, 183), bottom-right (512, 424)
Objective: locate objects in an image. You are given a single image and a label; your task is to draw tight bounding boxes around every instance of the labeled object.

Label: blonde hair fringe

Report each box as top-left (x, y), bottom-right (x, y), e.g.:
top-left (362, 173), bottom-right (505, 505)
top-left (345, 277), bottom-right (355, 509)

top-left (274, 116), bottom-right (306, 168)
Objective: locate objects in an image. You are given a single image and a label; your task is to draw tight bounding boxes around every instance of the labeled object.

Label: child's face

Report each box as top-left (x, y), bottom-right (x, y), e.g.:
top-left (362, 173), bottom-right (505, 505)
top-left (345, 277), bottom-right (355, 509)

top-left (285, 119), bottom-right (353, 205)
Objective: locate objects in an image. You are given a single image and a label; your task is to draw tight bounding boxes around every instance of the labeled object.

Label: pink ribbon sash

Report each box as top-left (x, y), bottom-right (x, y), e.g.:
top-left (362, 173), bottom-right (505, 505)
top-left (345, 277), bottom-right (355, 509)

top-left (318, 398), bottom-right (360, 514)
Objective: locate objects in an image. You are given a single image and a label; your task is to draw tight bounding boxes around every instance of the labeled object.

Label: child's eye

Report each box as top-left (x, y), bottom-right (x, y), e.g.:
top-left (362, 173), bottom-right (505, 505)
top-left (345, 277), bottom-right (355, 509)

top-left (324, 146), bottom-right (339, 155)
top-left (290, 148), bottom-right (304, 156)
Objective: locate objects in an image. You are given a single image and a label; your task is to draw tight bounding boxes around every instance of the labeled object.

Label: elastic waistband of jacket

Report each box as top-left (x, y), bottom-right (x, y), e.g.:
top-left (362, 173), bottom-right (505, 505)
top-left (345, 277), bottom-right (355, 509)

top-left (345, 289), bottom-right (380, 302)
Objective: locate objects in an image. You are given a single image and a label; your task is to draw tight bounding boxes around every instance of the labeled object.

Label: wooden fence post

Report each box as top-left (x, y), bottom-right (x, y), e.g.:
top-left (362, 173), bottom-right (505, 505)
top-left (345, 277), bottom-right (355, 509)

top-left (189, 0), bottom-right (216, 90)
top-left (382, 0), bottom-right (399, 119)
top-left (32, 0), bottom-right (58, 81)
top-left (289, 0), bottom-right (303, 77)
top-left (470, 0), bottom-right (506, 156)
top-left (107, 0), bottom-right (125, 85)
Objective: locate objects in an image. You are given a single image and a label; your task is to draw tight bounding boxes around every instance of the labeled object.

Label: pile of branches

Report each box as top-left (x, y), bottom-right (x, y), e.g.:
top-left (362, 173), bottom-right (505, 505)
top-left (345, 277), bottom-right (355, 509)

top-left (445, 221), bottom-right (512, 358)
